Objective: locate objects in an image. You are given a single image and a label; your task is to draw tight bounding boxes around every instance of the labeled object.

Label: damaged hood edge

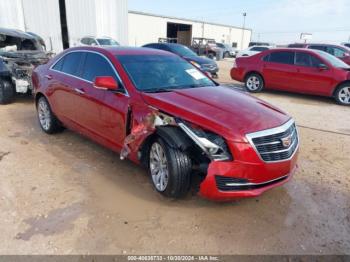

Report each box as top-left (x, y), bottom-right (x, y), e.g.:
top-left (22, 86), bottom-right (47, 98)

top-left (140, 86), bottom-right (291, 143)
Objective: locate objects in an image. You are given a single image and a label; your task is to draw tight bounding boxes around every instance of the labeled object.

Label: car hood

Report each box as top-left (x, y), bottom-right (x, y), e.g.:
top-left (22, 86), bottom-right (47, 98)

top-left (141, 86), bottom-right (290, 142)
top-left (183, 55), bottom-right (216, 66)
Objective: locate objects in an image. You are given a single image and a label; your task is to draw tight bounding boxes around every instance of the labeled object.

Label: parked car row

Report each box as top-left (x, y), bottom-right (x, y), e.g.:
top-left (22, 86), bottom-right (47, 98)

top-left (231, 48), bottom-right (350, 105)
top-left (3, 27), bottom-right (348, 202)
top-left (287, 43), bottom-right (350, 65)
top-left (142, 43), bottom-right (219, 78)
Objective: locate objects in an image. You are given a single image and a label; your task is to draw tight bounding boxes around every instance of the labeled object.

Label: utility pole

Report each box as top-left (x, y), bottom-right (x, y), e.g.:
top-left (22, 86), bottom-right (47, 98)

top-left (241, 12), bottom-right (247, 50)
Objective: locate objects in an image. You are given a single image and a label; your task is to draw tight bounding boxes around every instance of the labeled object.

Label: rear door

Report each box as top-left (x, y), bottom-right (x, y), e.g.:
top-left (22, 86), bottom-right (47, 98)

top-left (74, 51), bottom-right (129, 148)
top-left (293, 51), bottom-right (335, 95)
top-left (262, 51), bottom-right (297, 90)
top-left (48, 52), bottom-right (84, 125)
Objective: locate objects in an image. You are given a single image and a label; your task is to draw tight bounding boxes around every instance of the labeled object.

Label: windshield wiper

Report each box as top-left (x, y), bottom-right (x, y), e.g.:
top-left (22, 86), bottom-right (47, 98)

top-left (143, 88), bottom-right (175, 93)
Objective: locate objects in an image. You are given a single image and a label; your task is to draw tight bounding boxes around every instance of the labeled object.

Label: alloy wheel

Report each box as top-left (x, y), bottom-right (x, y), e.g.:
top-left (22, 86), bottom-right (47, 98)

top-left (246, 76), bottom-right (261, 91)
top-left (149, 142), bottom-right (169, 192)
top-left (338, 86), bottom-right (350, 104)
top-left (38, 99), bottom-right (51, 131)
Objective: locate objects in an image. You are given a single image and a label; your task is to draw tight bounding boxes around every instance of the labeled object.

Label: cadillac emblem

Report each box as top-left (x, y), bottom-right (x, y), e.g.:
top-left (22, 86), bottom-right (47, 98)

top-left (281, 135), bottom-right (292, 148)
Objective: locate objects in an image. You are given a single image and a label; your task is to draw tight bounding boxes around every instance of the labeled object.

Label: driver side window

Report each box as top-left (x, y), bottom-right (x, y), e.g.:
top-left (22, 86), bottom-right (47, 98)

top-left (81, 53), bottom-right (122, 88)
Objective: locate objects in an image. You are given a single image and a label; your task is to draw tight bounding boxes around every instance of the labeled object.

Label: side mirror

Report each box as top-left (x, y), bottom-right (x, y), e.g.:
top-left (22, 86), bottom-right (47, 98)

top-left (94, 76), bottom-right (119, 91)
top-left (318, 64), bottom-right (328, 71)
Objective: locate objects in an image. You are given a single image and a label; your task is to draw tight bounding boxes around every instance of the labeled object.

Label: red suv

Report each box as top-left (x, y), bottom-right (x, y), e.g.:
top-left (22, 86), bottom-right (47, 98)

top-left (32, 47), bottom-right (299, 201)
top-left (287, 43), bottom-right (350, 65)
top-left (231, 48), bottom-right (350, 105)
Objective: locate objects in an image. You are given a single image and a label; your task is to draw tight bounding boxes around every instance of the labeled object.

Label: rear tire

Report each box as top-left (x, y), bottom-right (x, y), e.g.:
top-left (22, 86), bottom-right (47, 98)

top-left (334, 84), bottom-right (350, 106)
top-left (0, 79), bottom-right (15, 105)
top-left (148, 137), bottom-right (192, 198)
top-left (36, 96), bottom-right (63, 134)
top-left (245, 73), bottom-right (264, 93)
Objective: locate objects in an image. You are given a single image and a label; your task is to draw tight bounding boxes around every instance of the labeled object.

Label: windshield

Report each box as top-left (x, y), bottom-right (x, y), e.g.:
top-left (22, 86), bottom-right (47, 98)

top-left (169, 45), bottom-right (198, 57)
top-left (117, 54), bottom-right (216, 92)
top-left (97, 38), bottom-right (119, 46)
top-left (314, 50), bottom-right (350, 68)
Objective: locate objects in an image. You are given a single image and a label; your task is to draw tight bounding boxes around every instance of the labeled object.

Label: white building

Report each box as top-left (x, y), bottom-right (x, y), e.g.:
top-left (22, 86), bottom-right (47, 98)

top-left (0, 0), bottom-right (128, 53)
top-left (128, 11), bottom-right (252, 49)
top-left (0, 1), bottom-right (252, 52)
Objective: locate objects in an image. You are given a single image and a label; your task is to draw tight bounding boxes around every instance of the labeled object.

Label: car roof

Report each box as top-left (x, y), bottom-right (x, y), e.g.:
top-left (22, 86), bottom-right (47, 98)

top-left (65, 46), bottom-right (177, 56)
top-left (267, 48), bottom-right (325, 54)
top-left (249, 45), bottom-right (271, 48)
top-left (0, 27), bottom-right (36, 39)
top-left (143, 43), bottom-right (186, 47)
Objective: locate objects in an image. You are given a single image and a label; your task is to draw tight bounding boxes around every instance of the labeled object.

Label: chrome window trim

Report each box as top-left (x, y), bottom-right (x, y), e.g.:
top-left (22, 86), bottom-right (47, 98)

top-left (246, 118), bottom-right (299, 163)
top-left (49, 50), bottom-right (129, 97)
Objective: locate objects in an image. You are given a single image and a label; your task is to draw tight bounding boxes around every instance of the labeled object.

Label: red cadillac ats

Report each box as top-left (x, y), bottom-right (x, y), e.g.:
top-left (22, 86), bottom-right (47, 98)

top-left (231, 48), bottom-right (350, 105)
top-left (32, 46), bottom-right (299, 201)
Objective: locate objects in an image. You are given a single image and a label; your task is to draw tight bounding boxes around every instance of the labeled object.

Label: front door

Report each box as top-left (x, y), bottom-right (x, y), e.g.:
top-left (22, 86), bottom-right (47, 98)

top-left (293, 52), bottom-right (335, 96)
top-left (74, 52), bottom-right (129, 148)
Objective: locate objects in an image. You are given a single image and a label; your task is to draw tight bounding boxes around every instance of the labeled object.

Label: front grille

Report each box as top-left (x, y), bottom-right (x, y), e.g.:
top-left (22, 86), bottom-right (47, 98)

top-left (246, 120), bottom-right (299, 162)
top-left (215, 175), bottom-right (288, 191)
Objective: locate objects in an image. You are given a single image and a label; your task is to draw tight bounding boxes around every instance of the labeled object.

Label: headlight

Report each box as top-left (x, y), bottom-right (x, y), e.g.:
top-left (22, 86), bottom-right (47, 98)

top-left (178, 121), bottom-right (232, 161)
top-left (190, 61), bottom-right (201, 68)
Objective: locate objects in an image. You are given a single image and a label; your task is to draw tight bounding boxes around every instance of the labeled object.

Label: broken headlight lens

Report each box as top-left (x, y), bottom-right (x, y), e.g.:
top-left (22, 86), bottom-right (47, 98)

top-left (178, 121), bottom-right (232, 161)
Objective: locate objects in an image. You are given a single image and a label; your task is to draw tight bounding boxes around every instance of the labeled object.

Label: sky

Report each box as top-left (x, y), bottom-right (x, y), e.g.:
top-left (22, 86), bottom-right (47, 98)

top-left (128, 0), bottom-right (350, 44)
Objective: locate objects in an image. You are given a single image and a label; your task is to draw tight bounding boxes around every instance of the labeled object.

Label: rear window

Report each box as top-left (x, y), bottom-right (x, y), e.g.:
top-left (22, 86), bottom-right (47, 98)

top-left (61, 52), bottom-right (83, 76)
top-left (288, 44), bottom-right (305, 48)
top-left (251, 47), bottom-right (269, 52)
top-left (308, 45), bottom-right (327, 52)
top-left (295, 52), bottom-right (323, 67)
top-left (268, 51), bottom-right (294, 65)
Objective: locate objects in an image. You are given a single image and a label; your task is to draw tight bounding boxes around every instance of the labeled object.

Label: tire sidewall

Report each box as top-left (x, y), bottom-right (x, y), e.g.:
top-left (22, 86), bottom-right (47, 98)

top-left (148, 137), bottom-right (190, 198)
top-left (245, 73), bottom-right (264, 93)
top-left (0, 79), bottom-right (15, 104)
top-left (37, 96), bottom-right (53, 133)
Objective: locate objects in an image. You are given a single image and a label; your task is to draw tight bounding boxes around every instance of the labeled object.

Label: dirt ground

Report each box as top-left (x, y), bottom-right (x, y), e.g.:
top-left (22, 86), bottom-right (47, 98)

top-left (0, 59), bottom-right (349, 255)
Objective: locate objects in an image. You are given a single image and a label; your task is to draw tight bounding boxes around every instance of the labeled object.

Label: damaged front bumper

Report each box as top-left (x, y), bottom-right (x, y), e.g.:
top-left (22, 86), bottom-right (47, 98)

top-left (199, 144), bottom-right (299, 201)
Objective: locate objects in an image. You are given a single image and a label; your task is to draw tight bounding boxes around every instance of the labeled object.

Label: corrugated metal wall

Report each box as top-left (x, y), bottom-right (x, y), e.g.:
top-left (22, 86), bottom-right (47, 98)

top-left (1, 0), bottom-right (128, 52)
top-left (129, 11), bottom-right (252, 49)
top-left (0, 0), bottom-right (63, 52)
top-left (65, 0), bottom-right (128, 47)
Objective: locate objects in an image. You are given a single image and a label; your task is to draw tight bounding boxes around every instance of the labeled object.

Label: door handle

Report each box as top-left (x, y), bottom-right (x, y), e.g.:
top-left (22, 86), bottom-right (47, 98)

top-left (44, 74), bottom-right (52, 80)
top-left (74, 88), bottom-right (85, 95)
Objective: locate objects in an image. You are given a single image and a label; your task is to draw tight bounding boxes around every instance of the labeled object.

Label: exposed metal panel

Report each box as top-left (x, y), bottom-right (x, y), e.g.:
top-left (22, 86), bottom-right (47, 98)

top-left (65, 0), bottom-right (128, 47)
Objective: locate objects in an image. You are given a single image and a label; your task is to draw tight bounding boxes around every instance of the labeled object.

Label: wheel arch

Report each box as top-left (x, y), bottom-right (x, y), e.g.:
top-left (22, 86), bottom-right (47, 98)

top-left (34, 92), bottom-right (46, 106)
top-left (138, 126), bottom-right (194, 167)
top-left (244, 71), bottom-right (265, 83)
top-left (332, 80), bottom-right (350, 96)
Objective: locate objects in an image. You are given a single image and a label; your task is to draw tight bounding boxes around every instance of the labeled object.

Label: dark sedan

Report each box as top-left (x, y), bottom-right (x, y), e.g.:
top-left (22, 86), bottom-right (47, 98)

top-left (143, 43), bottom-right (219, 78)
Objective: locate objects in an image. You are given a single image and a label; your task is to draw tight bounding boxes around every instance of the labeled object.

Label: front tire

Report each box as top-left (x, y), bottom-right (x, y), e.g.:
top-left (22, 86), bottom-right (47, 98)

top-left (245, 73), bottom-right (264, 93)
top-left (0, 79), bottom-right (15, 105)
top-left (334, 84), bottom-right (350, 105)
top-left (149, 137), bottom-right (192, 198)
top-left (37, 96), bottom-right (63, 134)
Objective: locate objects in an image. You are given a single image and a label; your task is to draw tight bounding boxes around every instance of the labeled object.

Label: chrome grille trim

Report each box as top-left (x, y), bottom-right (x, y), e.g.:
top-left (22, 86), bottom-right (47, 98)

top-left (246, 119), bottom-right (299, 163)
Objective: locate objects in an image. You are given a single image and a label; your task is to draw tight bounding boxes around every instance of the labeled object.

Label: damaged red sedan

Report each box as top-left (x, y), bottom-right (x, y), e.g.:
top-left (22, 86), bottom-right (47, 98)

top-left (32, 46), bottom-right (299, 201)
